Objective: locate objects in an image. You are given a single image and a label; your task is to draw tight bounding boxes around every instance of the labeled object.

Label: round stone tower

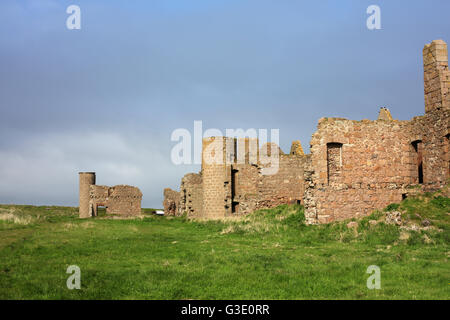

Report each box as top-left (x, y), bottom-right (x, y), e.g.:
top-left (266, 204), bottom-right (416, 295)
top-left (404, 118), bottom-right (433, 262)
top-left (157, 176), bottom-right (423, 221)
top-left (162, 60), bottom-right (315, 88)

top-left (201, 137), bottom-right (235, 219)
top-left (79, 172), bottom-right (96, 218)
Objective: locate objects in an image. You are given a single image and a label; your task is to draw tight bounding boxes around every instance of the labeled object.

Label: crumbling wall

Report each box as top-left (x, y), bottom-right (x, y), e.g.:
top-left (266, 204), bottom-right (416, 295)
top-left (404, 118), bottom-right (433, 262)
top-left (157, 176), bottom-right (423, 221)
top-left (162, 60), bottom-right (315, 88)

top-left (163, 39), bottom-right (449, 224)
top-left (304, 111), bottom-right (449, 224)
top-left (304, 118), bottom-right (413, 223)
top-left (169, 138), bottom-right (307, 218)
top-left (79, 172), bottom-right (142, 218)
top-left (89, 185), bottom-right (142, 216)
top-left (304, 40), bottom-right (450, 224)
top-left (89, 185), bottom-right (109, 216)
top-left (163, 188), bottom-right (180, 216)
top-left (106, 185), bottom-right (142, 216)
top-left (254, 154), bottom-right (306, 211)
top-left (227, 141), bottom-right (307, 215)
top-left (420, 39), bottom-right (450, 187)
top-left (232, 162), bottom-right (259, 215)
top-left (290, 140), bottom-right (305, 156)
top-left (423, 40), bottom-right (449, 113)
top-left (410, 110), bottom-right (450, 189)
top-left (180, 173), bottom-right (203, 217)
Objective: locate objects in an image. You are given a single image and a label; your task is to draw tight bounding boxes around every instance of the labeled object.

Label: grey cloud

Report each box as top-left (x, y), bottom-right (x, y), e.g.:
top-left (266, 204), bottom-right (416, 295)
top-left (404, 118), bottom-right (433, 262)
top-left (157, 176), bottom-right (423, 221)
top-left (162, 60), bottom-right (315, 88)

top-left (0, 130), bottom-right (197, 207)
top-left (0, 0), bottom-right (449, 206)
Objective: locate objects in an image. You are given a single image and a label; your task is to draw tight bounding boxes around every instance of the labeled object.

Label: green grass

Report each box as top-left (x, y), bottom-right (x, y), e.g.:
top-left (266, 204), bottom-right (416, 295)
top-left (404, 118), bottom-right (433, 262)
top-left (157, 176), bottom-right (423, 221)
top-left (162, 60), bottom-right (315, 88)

top-left (0, 194), bottom-right (449, 300)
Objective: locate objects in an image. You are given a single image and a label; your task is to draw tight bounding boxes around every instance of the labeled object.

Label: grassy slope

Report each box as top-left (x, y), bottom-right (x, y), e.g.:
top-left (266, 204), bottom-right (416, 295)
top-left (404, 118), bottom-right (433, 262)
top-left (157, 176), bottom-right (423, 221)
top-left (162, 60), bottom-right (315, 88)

top-left (0, 193), bottom-right (448, 300)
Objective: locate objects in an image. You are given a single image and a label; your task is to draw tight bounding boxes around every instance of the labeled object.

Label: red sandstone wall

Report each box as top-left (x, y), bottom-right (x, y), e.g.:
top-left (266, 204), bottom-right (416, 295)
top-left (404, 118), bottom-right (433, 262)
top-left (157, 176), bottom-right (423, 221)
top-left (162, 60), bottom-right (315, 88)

top-left (410, 110), bottom-right (450, 189)
top-left (163, 40), bottom-right (449, 224)
top-left (90, 184), bottom-right (142, 216)
top-left (106, 185), bottom-right (142, 216)
top-left (256, 155), bottom-right (305, 209)
top-left (306, 118), bottom-right (413, 223)
top-left (180, 173), bottom-right (203, 217)
top-left (232, 153), bottom-right (306, 215)
top-left (305, 111), bottom-right (449, 223)
top-left (163, 188), bottom-right (180, 216)
top-left (423, 40), bottom-right (449, 113)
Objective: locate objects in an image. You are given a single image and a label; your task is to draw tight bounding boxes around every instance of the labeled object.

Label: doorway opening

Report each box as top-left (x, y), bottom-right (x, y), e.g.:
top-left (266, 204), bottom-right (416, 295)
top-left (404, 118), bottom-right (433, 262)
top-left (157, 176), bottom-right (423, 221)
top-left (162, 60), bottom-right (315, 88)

top-left (412, 140), bottom-right (424, 184)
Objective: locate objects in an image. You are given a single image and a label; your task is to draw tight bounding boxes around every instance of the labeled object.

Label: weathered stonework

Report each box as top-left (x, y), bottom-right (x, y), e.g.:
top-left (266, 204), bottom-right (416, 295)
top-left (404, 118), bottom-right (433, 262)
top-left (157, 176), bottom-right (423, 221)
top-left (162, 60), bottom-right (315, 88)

top-left (290, 140), bottom-right (305, 156)
top-left (180, 173), bottom-right (203, 217)
top-left (79, 172), bottom-right (96, 218)
top-left (163, 187), bottom-right (181, 216)
top-left (164, 40), bottom-right (450, 223)
top-left (164, 138), bottom-right (308, 219)
top-left (305, 118), bottom-right (413, 223)
top-left (78, 172), bottom-right (142, 218)
top-left (423, 40), bottom-right (449, 113)
top-left (304, 40), bottom-right (450, 223)
top-left (378, 107), bottom-right (393, 120)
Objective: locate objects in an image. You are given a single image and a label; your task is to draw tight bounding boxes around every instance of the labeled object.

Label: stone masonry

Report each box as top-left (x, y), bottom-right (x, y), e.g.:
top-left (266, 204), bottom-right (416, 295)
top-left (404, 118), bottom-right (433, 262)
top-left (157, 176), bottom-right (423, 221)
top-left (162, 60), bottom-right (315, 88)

top-left (164, 40), bottom-right (450, 223)
top-left (164, 138), bottom-right (308, 219)
top-left (78, 172), bottom-right (142, 218)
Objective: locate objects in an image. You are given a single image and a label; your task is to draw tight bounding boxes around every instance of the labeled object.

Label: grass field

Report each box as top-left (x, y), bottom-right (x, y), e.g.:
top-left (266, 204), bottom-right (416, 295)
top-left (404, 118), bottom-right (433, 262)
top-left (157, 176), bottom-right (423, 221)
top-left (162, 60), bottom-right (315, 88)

top-left (0, 192), bottom-right (449, 300)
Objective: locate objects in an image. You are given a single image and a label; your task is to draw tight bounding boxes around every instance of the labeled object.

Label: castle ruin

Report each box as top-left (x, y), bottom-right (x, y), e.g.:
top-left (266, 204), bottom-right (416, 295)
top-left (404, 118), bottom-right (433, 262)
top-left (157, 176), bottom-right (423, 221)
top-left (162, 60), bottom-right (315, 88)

top-left (164, 40), bottom-right (449, 224)
top-left (79, 172), bottom-right (142, 218)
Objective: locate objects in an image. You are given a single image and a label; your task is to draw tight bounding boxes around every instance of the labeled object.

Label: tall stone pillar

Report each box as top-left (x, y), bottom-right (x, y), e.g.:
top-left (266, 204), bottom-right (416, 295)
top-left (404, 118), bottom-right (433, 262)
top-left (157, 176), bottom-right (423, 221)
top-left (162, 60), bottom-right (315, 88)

top-left (423, 40), bottom-right (449, 113)
top-left (79, 172), bottom-right (95, 218)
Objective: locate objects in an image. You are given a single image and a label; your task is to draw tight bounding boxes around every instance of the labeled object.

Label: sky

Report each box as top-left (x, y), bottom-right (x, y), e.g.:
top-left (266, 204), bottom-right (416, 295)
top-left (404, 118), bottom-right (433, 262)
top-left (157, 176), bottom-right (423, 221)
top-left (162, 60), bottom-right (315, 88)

top-left (0, 0), bottom-right (449, 208)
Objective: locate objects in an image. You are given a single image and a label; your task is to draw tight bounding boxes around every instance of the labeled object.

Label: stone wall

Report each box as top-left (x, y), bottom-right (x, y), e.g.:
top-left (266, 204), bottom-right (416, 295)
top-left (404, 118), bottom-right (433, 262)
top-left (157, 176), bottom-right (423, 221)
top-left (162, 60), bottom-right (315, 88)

top-left (89, 185), bottom-right (109, 216)
top-left (410, 110), bottom-right (450, 189)
top-left (304, 40), bottom-right (450, 224)
top-left (180, 173), bottom-right (203, 217)
top-left (163, 188), bottom-right (180, 216)
top-left (78, 172), bottom-right (142, 218)
top-left (251, 153), bottom-right (306, 212)
top-left (164, 138), bottom-right (308, 218)
top-left (423, 40), bottom-right (449, 113)
top-left (419, 39), bottom-right (450, 187)
top-left (164, 39), bottom-right (449, 224)
top-left (304, 107), bottom-right (449, 224)
top-left (89, 184), bottom-right (142, 216)
top-left (163, 173), bottom-right (203, 217)
top-left (304, 117), bottom-right (412, 223)
top-left (105, 185), bottom-right (142, 216)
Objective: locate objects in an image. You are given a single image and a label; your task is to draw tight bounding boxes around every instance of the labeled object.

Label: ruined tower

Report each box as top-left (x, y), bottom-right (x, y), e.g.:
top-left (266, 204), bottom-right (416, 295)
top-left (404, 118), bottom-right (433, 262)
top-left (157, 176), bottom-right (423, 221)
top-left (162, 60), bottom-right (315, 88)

top-left (201, 137), bottom-right (236, 219)
top-left (423, 40), bottom-right (449, 113)
top-left (164, 39), bottom-right (449, 224)
top-left (78, 172), bottom-right (142, 218)
top-left (418, 40), bottom-right (450, 186)
top-left (79, 172), bottom-right (96, 218)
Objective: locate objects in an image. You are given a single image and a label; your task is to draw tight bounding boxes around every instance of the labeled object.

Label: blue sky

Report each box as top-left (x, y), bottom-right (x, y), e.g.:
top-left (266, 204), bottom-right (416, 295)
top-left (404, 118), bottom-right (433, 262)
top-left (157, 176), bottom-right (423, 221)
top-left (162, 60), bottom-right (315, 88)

top-left (0, 0), bottom-right (449, 207)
